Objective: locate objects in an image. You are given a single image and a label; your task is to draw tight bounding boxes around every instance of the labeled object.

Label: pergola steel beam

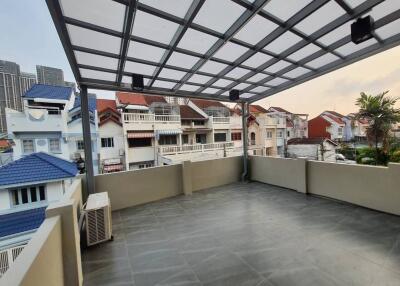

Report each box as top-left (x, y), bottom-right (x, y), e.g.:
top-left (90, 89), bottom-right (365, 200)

top-left (116, 0), bottom-right (138, 84)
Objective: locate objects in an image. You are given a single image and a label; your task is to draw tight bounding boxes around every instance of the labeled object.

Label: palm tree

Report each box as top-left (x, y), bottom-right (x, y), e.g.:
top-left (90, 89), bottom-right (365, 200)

top-left (356, 91), bottom-right (400, 164)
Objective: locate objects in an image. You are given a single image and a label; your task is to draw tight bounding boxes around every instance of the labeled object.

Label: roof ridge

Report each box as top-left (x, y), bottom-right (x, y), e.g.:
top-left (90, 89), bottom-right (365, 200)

top-left (34, 152), bottom-right (77, 176)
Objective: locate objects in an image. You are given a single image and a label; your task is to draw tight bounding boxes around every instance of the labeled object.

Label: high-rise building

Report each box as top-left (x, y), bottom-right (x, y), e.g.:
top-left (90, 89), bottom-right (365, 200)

top-left (0, 60), bottom-right (36, 134)
top-left (36, 65), bottom-right (64, 86)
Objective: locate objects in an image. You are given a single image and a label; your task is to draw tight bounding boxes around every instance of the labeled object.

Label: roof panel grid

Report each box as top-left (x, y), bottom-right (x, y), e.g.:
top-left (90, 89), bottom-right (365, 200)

top-left (262, 0), bottom-right (313, 22)
top-left (80, 68), bottom-right (116, 82)
top-left (213, 42), bottom-right (249, 62)
top-left (166, 52), bottom-right (200, 69)
top-left (376, 18), bottom-right (400, 40)
top-left (369, 0), bottom-right (400, 21)
top-left (234, 14), bottom-right (279, 45)
top-left (263, 31), bottom-right (303, 54)
top-left (189, 74), bottom-right (213, 84)
top-left (124, 61), bottom-right (156, 75)
top-left (127, 41), bottom-right (166, 62)
top-left (287, 43), bottom-right (321, 62)
top-left (305, 53), bottom-right (340, 69)
top-left (177, 28), bottom-right (219, 54)
top-left (242, 52), bottom-right (273, 68)
top-left (138, 0), bottom-right (193, 19)
top-left (336, 38), bottom-right (378, 57)
top-left (75, 51), bottom-right (119, 70)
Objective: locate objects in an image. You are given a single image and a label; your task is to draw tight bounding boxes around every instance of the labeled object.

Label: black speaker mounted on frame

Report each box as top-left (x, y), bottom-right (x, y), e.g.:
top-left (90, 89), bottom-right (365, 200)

top-left (351, 16), bottom-right (374, 45)
top-left (229, 89), bottom-right (240, 101)
top-left (131, 74), bottom-right (144, 90)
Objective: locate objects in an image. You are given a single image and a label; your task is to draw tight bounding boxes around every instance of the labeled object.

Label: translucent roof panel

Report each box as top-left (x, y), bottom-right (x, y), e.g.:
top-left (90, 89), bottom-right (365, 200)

top-left (295, 2), bottom-right (346, 35)
top-left (213, 42), bottom-right (249, 62)
top-left (166, 52), bottom-right (200, 69)
top-left (48, 0), bottom-right (400, 102)
top-left (131, 11), bottom-right (179, 44)
top-left (60, 0), bottom-right (125, 31)
top-left (74, 51), bottom-right (118, 70)
top-left (262, 0), bottom-right (313, 22)
top-left (242, 53), bottom-right (273, 68)
top-left (127, 41), bottom-right (166, 62)
top-left (124, 62), bottom-right (156, 76)
top-left (177, 29), bottom-right (219, 54)
top-left (193, 0), bottom-right (245, 33)
top-left (67, 25), bottom-right (121, 54)
top-left (158, 68), bottom-right (187, 81)
top-left (138, 0), bottom-right (192, 19)
top-left (234, 15), bottom-right (279, 45)
top-left (287, 43), bottom-right (320, 62)
top-left (263, 31), bottom-right (303, 54)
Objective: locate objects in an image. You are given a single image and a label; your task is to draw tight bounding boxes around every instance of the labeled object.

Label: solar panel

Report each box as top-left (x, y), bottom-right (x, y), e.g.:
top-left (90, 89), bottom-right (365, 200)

top-left (47, 0), bottom-right (400, 102)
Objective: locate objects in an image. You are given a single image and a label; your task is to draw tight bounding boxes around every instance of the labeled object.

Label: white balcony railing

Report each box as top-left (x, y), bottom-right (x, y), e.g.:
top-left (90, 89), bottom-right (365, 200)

top-left (123, 113), bottom-right (180, 123)
top-left (0, 245), bottom-right (25, 277)
top-left (158, 142), bottom-right (234, 155)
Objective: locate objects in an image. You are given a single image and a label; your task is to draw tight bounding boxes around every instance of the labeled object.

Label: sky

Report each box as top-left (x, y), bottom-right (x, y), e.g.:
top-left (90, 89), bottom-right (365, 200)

top-left (1, 0), bottom-right (399, 118)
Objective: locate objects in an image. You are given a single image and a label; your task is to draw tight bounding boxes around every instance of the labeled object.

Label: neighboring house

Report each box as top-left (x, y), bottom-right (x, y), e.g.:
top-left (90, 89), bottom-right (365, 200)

top-left (5, 84), bottom-right (99, 174)
top-left (287, 138), bottom-right (339, 162)
top-left (97, 99), bottom-right (125, 173)
top-left (321, 111), bottom-right (352, 141)
top-left (179, 105), bottom-right (209, 145)
top-left (0, 152), bottom-right (77, 251)
top-left (266, 108), bottom-right (287, 156)
top-left (347, 113), bottom-right (369, 142)
top-left (117, 92), bottom-right (181, 170)
top-left (308, 113), bottom-right (345, 142)
top-left (268, 107), bottom-right (308, 139)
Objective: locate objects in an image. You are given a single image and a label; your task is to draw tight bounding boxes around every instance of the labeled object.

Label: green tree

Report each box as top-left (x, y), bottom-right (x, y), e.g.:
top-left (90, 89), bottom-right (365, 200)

top-left (356, 91), bottom-right (400, 164)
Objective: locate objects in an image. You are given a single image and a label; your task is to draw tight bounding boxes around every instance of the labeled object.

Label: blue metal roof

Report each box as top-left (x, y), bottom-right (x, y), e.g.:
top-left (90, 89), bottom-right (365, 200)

top-left (0, 207), bottom-right (46, 238)
top-left (23, 84), bottom-right (73, 101)
top-left (0, 152), bottom-right (78, 187)
top-left (71, 94), bottom-right (97, 113)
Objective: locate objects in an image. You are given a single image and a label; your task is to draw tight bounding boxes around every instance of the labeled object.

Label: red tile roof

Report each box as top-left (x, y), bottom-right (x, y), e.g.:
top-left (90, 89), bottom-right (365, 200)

top-left (0, 139), bottom-right (11, 149)
top-left (325, 110), bottom-right (345, 118)
top-left (323, 113), bottom-right (345, 125)
top-left (191, 99), bottom-right (226, 109)
top-left (268, 106), bottom-right (292, 114)
top-left (116, 92), bottom-right (166, 106)
top-left (179, 105), bottom-right (205, 120)
top-left (249, 105), bottom-right (268, 114)
top-left (97, 99), bottom-right (117, 113)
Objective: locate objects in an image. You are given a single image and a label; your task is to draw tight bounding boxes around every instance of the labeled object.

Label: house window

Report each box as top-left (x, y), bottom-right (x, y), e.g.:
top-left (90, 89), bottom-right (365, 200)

top-left (49, 138), bottom-right (61, 153)
top-left (287, 131), bottom-right (290, 137)
top-left (128, 138), bottom-right (152, 147)
top-left (139, 162), bottom-right (153, 169)
top-left (158, 135), bottom-right (177, 145)
top-left (277, 131), bottom-right (283, 138)
top-left (101, 137), bottom-right (114, 148)
top-left (182, 134), bottom-right (189, 144)
top-left (10, 185), bottom-right (46, 207)
top-left (22, 139), bottom-right (35, 154)
top-left (338, 127), bottom-right (343, 136)
top-left (76, 140), bottom-right (85, 151)
top-left (214, 133), bottom-right (226, 142)
top-left (193, 121), bottom-right (204, 126)
top-left (231, 132), bottom-right (242, 141)
top-left (266, 131), bottom-right (272, 139)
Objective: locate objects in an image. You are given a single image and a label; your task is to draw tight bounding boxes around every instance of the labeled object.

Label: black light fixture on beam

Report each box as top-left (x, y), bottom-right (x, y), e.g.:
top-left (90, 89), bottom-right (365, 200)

top-left (351, 15), bottom-right (374, 44)
top-left (229, 89), bottom-right (240, 101)
top-left (132, 73), bottom-right (144, 90)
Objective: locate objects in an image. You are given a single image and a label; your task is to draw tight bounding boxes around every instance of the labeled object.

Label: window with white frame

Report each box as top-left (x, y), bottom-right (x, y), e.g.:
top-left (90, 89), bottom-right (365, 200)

top-left (266, 131), bottom-right (273, 139)
top-left (10, 185), bottom-right (46, 207)
top-left (76, 140), bottom-right (85, 151)
top-left (138, 162), bottom-right (153, 169)
top-left (22, 139), bottom-right (35, 154)
top-left (338, 127), bottom-right (343, 136)
top-left (49, 138), bottom-right (61, 153)
top-left (101, 137), bottom-right (114, 148)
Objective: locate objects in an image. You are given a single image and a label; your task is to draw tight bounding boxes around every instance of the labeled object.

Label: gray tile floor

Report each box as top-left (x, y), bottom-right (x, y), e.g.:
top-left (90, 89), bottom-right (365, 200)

top-left (82, 182), bottom-right (400, 286)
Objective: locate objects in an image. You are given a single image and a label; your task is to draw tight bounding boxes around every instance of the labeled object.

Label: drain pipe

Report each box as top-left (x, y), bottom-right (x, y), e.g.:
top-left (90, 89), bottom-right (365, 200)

top-left (241, 101), bottom-right (249, 182)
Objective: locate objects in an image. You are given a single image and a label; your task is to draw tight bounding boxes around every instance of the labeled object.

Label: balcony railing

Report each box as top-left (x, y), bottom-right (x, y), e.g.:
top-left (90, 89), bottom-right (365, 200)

top-left (212, 117), bottom-right (230, 124)
top-left (123, 113), bottom-right (180, 123)
top-left (158, 142), bottom-right (234, 155)
top-left (0, 245), bottom-right (25, 277)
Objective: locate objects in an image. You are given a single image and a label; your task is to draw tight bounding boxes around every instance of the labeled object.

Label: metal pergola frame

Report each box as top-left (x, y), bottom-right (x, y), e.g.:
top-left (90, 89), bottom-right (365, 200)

top-left (45, 0), bottom-right (400, 194)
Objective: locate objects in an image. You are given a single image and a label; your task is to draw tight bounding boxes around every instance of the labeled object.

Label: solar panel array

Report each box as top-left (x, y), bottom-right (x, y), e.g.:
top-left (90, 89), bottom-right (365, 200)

top-left (47, 0), bottom-right (400, 102)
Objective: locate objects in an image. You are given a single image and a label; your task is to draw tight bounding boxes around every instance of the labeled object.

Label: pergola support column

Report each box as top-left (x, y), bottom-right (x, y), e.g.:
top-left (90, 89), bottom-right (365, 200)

top-left (241, 101), bottom-right (249, 182)
top-left (80, 85), bottom-right (95, 195)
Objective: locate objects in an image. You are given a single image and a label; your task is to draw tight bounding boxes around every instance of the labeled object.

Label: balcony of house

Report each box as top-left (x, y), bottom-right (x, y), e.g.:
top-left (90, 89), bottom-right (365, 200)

top-left (158, 141), bottom-right (235, 156)
top-left (3, 156), bottom-right (400, 286)
top-left (6, 108), bottom-right (68, 133)
top-left (122, 113), bottom-right (181, 131)
top-left (208, 116), bottom-right (230, 130)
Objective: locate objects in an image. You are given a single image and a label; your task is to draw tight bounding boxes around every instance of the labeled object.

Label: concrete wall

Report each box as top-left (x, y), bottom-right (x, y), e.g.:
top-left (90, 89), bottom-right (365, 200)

top-left (95, 156), bottom-right (243, 210)
top-left (95, 164), bottom-right (183, 210)
top-left (250, 156), bottom-right (307, 193)
top-left (308, 161), bottom-right (400, 215)
top-left (249, 156), bottom-right (400, 215)
top-left (0, 216), bottom-right (64, 286)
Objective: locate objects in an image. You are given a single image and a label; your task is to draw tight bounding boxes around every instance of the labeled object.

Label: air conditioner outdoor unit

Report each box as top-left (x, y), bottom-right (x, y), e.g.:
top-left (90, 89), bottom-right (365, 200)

top-left (84, 192), bottom-right (112, 247)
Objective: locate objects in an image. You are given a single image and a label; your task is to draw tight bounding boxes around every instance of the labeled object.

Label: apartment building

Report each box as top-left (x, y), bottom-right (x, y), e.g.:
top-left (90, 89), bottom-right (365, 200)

top-left (0, 60), bottom-right (36, 134)
top-left (5, 84), bottom-right (99, 173)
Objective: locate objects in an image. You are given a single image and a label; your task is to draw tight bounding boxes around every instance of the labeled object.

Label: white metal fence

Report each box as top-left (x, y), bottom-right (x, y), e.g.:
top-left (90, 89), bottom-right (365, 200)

top-left (123, 113), bottom-right (180, 123)
top-left (158, 142), bottom-right (234, 155)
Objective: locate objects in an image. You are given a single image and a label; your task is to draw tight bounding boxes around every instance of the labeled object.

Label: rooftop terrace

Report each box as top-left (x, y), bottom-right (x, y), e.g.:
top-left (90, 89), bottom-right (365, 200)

top-left (82, 182), bottom-right (400, 286)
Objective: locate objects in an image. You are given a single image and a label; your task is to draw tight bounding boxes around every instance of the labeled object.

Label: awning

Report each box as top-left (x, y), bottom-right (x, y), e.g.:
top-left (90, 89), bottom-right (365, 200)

top-left (156, 130), bottom-right (182, 136)
top-left (47, 0), bottom-right (400, 103)
top-left (125, 104), bottom-right (149, 110)
top-left (127, 132), bottom-right (154, 138)
top-left (103, 164), bottom-right (124, 172)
